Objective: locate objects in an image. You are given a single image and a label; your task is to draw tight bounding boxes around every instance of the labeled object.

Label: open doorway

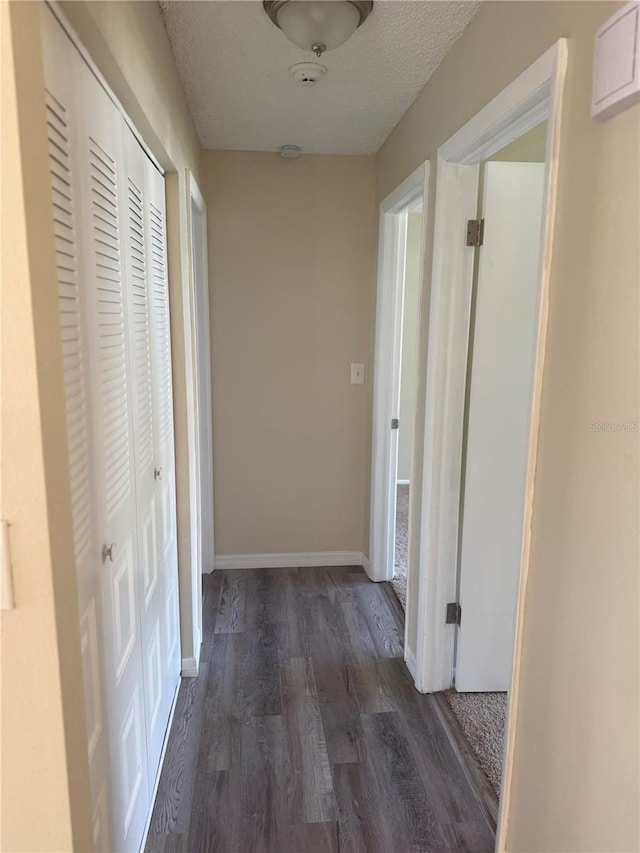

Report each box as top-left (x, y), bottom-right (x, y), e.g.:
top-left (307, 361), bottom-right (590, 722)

top-left (369, 163), bottom-right (428, 630)
top-left (190, 176), bottom-right (215, 576)
top-left (443, 121), bottom-right (548, 802)
top-left (392, 202), bottom-right (422, 610)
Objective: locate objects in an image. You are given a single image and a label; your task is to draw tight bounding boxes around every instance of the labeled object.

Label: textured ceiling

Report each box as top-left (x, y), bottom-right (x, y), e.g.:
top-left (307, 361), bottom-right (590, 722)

top-left (160, 1), bottom-right (480, 155)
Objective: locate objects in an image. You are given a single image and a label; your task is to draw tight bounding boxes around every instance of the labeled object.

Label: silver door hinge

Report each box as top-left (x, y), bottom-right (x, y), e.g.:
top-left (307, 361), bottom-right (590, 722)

top-left (466, 218), bottom-right (485, 247)
top-left (446, 602), bottom-right (462, 625)
top-left (391, 418), bottom-right (399, 430)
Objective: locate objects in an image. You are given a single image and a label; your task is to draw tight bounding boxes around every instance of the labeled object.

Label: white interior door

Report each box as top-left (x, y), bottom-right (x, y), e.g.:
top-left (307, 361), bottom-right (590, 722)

top-left (455, 161), bottom-right (545, 692)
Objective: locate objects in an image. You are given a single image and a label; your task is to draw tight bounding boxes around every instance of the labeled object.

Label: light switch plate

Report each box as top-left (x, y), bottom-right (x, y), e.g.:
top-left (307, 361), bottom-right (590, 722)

top-left (351, 363), bottom-right (365, 384)
top-left (592, 1), bottom-right (640, 120)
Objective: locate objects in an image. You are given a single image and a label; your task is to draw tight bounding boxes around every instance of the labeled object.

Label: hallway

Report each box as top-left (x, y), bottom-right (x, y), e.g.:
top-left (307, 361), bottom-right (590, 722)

top-left (146, 567), bottom-right (495, 852)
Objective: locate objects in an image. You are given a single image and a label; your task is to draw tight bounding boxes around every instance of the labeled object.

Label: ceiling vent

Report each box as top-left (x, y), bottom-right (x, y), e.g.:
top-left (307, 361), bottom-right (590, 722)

top-left (280, 145), bottom-right (302, 159)
top-left (289, 62), bottom-right (327, 85)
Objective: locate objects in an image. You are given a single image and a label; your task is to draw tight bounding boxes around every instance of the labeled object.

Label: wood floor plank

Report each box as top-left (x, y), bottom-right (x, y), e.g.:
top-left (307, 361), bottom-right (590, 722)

top-left (361, 710), bottom-right (450, 852)
top-left (305, 589), bottom-right (353, 704)
top-left (214, 571), bottom-right (246, 634)
top-left (148, 662), bottom-right (208, 836)
top-left (239, 714), bottom-right (291, 850)
top-left (281, 656), bottom-right (336, 824)
top-left (185, 769), bottom-right (239, 853)
top-left (356, 579), bottom-right (404, 660)
top-left (281, 820), bottom-right (340, 853)
top-left (146, 566), bottom-right (496, 853)
top-left (319, 700), bottom-right (364, 765)
top-left (200, 631), bottom-right (248, 716)
top-left (332, 759), bottom-right (395, 853)
top-left (243, 572), bottom-right (284, 716)
top-left (281, 569), bottom-right (311, 660)
top-left (200, 570), bottom-right (224, 637)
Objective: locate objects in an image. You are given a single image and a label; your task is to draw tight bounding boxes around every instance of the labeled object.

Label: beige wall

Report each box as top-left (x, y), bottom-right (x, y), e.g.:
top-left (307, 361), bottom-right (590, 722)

top-left (202, 151), bottom-right (376, 556)
top-left (397, 212), bottom-right (422, 482)
top-left (58, 0), bottom-right (200, 180)
top-left (488, 120), bottom-right (548, 163)
top-left (1, 4), bottom-right (93, 849)
top-left (1, 1), bottom-right (202, 848)
top-left (377, 2), bottom-right (639, 851)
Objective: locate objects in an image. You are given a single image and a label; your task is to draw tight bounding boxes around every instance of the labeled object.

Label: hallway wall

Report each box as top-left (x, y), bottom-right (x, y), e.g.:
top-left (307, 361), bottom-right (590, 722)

top-left (202, 151), bottom-right (376, 557)
top-left (377, 2), bottom-right (639, 851)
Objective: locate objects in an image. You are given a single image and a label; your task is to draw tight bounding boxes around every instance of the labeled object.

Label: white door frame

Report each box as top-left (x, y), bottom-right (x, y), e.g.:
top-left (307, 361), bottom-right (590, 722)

top-left (410, 37), bottom-right (567, 847)
top-left (368, 162), bottom-right (429, 585)
top-left (189, 175), bottom-right (215, 577)
top-left (177, 168), bottom-right (205, 674)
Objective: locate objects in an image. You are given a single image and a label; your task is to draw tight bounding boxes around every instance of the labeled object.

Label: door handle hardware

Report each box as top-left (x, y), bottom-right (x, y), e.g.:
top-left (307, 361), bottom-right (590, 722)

top-left (102, 543), bottom-right (116, 563)
top-left (154, 467), bottom-right (163, 480)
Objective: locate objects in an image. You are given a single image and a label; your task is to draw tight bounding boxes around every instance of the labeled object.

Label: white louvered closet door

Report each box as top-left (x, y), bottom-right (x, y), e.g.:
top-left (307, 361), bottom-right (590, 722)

top-left (40, 12), bottom-right (114, 851)
top-left (145, 158), bottom-right (181, 714)
top-left (77, 62), bottom-right (152, 853)
top-left (42, 6), bottom-right (182, 852)
top-left (121, 128), bottom-right (173, 786)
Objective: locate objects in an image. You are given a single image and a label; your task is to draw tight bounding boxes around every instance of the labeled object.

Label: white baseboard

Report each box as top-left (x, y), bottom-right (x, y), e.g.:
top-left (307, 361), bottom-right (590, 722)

top-left (405, 645), bottom-right (418, 680)
top-left (181, 656), bottom-right (199, 678)
top-left (361, 553), bottom-right (370, 572)
top-left (396, 479), bottom-right (411, 485)
top-left (181, 627), bottom-right (201, 678)
top-left (214, 551), bottom-right (367, 571)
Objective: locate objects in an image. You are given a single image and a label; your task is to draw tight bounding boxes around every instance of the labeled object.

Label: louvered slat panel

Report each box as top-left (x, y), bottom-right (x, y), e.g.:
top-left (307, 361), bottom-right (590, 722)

top-left (149, 203), bottom-right (173, 445)
top-left (46, 89), bottom-right (91, 564)
top-left (128, 178), bottom-right (154, 474)
top-left (88, 137), bottom-right (131, 520)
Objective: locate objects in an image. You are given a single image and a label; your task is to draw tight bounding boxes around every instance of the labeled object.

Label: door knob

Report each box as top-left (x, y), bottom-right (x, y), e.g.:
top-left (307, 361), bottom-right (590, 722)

top-left (102, 543), bottom-right (115, 563)
top-left (154, 467), bottom-right (163, 480)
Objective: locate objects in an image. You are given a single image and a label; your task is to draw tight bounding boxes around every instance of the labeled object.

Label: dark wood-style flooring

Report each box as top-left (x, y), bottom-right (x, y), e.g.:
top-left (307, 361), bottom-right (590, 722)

top-left (145, 566), bottom-right (495, 852)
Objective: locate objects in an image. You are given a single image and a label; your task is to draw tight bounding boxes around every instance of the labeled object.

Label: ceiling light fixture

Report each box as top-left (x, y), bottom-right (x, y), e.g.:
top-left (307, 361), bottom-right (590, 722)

top-left (263, 1), bottom-right (373, 57)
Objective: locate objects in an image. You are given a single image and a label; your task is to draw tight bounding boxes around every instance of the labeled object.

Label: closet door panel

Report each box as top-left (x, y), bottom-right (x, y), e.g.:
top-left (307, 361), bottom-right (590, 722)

top-left (77, 60), bottom-right (150, 853)
top-left (40, 9), bottom-right (113, 850)
top-left (145, 159), bottom-right (181, 713)
top-left (42, 8), bottom-right (183, 851)
top-left (121, 127), bottom-right (167, 785)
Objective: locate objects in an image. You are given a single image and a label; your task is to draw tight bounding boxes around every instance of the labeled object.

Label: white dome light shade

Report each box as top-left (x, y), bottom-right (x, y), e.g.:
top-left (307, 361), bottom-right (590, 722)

top-left (264, 1), bottom-right (373, 55)
top-left (277, 2), bottom-right (359, 52)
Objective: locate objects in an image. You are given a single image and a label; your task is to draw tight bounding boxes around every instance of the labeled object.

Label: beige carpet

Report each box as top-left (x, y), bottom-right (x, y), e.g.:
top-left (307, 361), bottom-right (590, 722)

top-left (444, 689), bottom-right (508, 795)
top-left (392, 484), bottom-right (409, 609)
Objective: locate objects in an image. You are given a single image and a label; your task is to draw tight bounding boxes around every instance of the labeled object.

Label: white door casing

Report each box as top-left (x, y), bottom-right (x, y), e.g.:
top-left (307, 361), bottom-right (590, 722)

top-left (369, 163), bottom-right (429, 586)
top-left (455, 162), bottom-right (546, 692)
top-left (413, 42), bottom-right (567, 700)
top-left (191, 186), bottom-right (215, 576)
